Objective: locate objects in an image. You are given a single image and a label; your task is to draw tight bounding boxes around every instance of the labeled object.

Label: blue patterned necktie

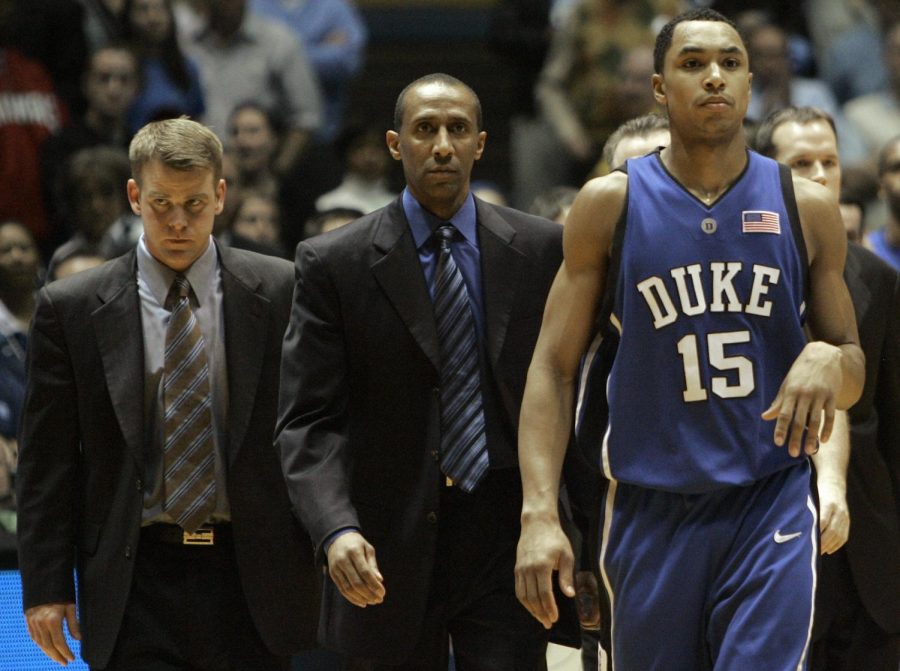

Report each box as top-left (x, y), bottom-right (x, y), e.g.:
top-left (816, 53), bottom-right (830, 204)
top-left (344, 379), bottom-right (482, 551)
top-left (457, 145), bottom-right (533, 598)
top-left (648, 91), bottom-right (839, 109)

top-left (433, 225), bottom-right (489, 492)
top-left (163, 274), bottom-right (215, 532)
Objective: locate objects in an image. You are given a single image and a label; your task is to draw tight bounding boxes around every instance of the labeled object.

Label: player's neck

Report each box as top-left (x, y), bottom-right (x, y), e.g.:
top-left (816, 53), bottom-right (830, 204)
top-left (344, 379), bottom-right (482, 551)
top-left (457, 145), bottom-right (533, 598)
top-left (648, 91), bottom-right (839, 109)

top-left (661, 135), bottom-right (748, 206)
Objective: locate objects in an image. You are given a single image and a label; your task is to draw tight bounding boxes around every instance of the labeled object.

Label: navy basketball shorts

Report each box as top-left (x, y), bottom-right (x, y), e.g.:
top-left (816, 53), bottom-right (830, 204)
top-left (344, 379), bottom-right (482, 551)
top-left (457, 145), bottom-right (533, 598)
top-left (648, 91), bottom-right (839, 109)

top-left (598, 461), bottom-right (818, 671)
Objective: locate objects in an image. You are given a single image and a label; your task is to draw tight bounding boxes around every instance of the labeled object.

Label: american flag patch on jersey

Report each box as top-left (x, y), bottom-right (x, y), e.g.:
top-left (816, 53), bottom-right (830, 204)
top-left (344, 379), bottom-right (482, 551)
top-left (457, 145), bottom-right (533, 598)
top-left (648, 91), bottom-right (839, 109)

top-left (742, 210), bottom-right (781, 234)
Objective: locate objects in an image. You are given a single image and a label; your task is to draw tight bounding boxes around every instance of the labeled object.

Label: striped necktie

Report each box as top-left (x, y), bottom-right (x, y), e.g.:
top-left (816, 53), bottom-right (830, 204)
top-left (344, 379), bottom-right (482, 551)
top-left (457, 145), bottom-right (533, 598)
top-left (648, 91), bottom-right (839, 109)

top-left (433, 225), bottom-right (489, 492)
top-left (163, 274), bottom-right (215, 532)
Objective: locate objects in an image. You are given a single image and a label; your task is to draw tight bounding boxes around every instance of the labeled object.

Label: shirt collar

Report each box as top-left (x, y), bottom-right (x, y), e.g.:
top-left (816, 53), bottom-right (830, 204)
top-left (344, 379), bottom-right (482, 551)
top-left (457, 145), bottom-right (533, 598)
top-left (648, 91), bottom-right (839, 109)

top-left (136, 235), bottom-right (218, 306)
top-left (403, 189), bottom-right (478, 251)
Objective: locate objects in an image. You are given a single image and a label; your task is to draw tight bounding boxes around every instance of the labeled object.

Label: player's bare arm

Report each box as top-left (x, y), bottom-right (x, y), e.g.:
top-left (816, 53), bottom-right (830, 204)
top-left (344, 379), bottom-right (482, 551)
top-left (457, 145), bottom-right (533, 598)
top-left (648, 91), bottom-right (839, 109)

top-left (762, 176), bottom-right (864, 456)
top-left (515, 172), bottom-right (625, 629)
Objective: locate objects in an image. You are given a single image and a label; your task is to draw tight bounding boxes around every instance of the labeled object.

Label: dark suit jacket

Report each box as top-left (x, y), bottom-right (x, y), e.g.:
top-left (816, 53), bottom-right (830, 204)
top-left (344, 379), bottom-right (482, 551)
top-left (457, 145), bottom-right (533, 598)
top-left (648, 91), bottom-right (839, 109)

top-left (277, 197), bottom-right (578, 661)
top-left (817, 243), bottom-right (900, 634)
top-left (16, 244), bottom-right (320, 668)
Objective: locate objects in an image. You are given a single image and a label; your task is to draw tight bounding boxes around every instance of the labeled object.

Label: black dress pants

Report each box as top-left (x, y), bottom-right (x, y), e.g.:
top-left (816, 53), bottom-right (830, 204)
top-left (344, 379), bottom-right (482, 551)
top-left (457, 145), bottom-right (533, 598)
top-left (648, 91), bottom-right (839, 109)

top-left (99, 525), bottom-right (288, 671)
top-left (343, 469), bottom-right (549, 671)
top-left (810, 549), bottom-right (900, 671)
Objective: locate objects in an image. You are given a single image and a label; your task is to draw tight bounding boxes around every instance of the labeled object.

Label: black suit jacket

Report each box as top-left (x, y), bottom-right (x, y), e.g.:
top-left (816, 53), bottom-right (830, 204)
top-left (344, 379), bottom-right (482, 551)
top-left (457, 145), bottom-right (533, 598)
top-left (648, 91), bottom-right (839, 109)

top-left (819, 243), bottom-right (900, 634)
top-left (277, 197), bottom-right (578, 661)
top-left (16, 244), bottom-right (320, 668)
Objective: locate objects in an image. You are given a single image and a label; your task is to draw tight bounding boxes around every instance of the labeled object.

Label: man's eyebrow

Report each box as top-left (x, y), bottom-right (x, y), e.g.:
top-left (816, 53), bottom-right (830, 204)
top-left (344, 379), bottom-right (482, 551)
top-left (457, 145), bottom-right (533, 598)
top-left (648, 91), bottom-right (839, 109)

top-left (677, 45), bottom-right (744, 57)
top-left (147, 190), bottom-right (209, 199)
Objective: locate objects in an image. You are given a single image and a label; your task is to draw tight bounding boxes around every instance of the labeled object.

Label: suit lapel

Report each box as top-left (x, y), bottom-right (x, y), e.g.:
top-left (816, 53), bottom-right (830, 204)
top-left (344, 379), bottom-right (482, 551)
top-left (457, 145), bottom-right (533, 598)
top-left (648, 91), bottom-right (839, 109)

top-left (370, 203), bottom-right (441, 372)
top-left (477, 201), bottom-right (526, 367)
top-left (219, 245), bottom-right (269, 464)
top-left (92, 252), bottom-right (145, 470)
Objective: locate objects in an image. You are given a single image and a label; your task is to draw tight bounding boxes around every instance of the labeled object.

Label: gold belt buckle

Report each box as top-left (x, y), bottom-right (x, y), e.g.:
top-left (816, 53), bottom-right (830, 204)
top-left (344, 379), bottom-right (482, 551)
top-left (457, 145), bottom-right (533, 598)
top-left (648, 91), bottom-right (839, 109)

top-left (182, 527), bottom-right (215, 545)
top-left (445, 476), bottom-right (454, 488)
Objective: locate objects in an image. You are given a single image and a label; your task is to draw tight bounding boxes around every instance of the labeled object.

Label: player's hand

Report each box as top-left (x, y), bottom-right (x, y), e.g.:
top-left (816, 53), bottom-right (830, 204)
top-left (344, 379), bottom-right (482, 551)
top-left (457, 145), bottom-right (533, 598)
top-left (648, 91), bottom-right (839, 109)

top-left (575, 570), bottom-right (601, 630)
top-left (515, 516), bottom-right (576, 629)
top-left (326, 531), bottom-right (385, 608)
top-left (762, 341), bottom-right (843, 457)
top-left (817, 479), bottom-right (850, 555)
top-left (25, 602), bottom-right (79, 665)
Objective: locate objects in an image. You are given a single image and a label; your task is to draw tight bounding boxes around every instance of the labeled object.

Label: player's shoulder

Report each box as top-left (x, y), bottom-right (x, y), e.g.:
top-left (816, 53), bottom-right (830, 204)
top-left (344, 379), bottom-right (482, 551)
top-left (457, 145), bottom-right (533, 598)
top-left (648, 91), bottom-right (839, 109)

top-left (579, 170), bottom-right (629, 205)
top-left (566, 172), bottom-right (628, 236)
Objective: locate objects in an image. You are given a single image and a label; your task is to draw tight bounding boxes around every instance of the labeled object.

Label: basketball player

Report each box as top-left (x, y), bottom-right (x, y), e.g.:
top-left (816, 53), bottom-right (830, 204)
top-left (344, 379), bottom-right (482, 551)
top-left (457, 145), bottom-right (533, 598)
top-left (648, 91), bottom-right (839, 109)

top-left (514, 9), bottom-right (864, 670)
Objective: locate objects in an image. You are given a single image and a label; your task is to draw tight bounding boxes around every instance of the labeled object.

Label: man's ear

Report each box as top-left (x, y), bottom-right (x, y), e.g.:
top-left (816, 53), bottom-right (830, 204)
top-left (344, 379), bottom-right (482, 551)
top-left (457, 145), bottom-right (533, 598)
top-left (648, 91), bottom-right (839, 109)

top-left (215, 179), bottom-right (226, 215)
top-left (474, 131), bottom-right (487, 161)
top-left (386, 130), bottom-right (402, 161)
top-left (127, 179), bottom-right (141, 215)
top-left (652, 73), bottom-right (666, 106)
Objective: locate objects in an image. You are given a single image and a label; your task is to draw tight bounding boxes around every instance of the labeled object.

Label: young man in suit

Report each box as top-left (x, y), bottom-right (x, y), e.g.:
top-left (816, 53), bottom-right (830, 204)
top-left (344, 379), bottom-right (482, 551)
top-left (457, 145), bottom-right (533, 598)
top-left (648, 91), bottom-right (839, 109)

top-left (276, 73), bottom-right (578, 669)
top-left (756, 105), bottom-right (900, 670)
top-left (17, 117), bottom-right (319, 669)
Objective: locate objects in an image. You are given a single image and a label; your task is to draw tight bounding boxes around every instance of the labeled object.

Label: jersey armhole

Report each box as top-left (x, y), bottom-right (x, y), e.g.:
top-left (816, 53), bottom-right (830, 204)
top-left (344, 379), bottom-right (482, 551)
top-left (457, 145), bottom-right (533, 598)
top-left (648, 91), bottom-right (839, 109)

top-left (779, 163), bottom-right (811, 306)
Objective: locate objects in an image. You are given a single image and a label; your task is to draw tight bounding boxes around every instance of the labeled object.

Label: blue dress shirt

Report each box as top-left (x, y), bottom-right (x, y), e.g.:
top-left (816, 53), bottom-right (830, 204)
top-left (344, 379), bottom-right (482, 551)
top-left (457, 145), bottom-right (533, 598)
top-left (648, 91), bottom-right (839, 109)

top-left (403, 188), bottom-right (485, 338)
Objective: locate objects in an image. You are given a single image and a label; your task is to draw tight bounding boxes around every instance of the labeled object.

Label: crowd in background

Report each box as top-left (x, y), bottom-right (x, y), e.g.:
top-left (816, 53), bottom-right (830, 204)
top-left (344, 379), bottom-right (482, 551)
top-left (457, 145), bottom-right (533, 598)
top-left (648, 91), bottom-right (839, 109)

top-left (1, 0), bottom-right (900, 580)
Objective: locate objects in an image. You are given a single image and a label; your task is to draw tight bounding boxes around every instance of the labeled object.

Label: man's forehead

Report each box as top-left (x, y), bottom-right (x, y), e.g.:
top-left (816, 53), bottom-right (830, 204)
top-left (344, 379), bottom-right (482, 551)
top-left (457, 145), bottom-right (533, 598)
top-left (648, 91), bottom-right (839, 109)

top-left (405, 84), bottom-right (475, 117)
top-left (671, 20), bottom-right (745, 55)
top-left (777, 119), bottom-right (837, 141)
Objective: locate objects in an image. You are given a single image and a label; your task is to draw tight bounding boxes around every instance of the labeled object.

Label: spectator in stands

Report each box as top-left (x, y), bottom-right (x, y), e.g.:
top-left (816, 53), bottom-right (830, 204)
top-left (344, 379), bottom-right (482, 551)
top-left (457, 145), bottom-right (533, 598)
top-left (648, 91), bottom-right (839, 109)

top-left (0, 220), bottom-right (41, 531)
top-left (187, 0), bottom-right (322, 177)
top-left (808, 0), bottom-right (900, 105)
top-left (41, 45), bottom-right (139, 246)
top-left (524, 0), bottom-right (677, 204)
top-left (0, 220), bottom-right (40, 438)
top-left (487, 0), bottom-right (555, 210)
top-left (79, 0), bottom-right (127, 51)
top-left (122, 0), bottom-right (205, 133)
top-left (315, 124), bottom-right (396, 215)
top-left (4, 0), bottom-right (88, 114)
top-left (222, 188), bottom-right (285, 258)
top-left (844, 21), bottom-right (900, 159)
top-left (227, 101), bottom-right (281, 199)
top-left (746, 20), bottom-right (867, 165)
top-left (250, 0), bottom-right (367, 146)
top-left (0, 7), bottom-right (67, 254)
top-left (48, 146), bottom-right (138, 277)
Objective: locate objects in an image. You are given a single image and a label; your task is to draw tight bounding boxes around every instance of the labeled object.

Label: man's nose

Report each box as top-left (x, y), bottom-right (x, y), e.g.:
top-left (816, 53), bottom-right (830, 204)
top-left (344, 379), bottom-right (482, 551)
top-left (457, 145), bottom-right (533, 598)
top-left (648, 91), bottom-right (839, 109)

top-left (433, 127), bottom-right (453, 156)
top-left (704, 63), bottom-right (725, 90)
top-left (170, 208), bottom-right (188, 229)
top-left (809, 162), bottom-right (827, 185)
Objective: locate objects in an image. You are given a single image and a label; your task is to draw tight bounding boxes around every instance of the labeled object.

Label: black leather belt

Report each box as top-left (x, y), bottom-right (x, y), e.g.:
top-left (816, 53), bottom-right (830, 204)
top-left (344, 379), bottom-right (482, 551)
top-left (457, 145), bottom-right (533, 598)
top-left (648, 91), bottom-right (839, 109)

top-left (141, 523), bottom-right (232, 546)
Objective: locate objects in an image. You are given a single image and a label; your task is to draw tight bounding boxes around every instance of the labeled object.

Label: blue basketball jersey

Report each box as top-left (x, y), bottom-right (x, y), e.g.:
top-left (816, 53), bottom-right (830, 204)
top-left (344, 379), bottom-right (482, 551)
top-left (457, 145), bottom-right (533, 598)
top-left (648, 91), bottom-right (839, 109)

top-left (602, 150), bottom-right (808, 492)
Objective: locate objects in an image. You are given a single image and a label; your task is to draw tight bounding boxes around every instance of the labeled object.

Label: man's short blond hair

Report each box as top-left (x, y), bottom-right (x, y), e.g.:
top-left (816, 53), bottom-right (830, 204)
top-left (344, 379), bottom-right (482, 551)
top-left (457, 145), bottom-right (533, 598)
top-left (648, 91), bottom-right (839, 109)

top-left (129, 117), bottom-right (223, 184)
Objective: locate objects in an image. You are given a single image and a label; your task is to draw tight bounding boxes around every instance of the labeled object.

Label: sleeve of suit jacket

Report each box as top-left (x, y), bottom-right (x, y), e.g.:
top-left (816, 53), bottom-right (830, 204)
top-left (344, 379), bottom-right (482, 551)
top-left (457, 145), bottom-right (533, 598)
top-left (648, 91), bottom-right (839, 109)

top-left (878, 269), bottom-right (900, 526)
top-left (16, 286), bottom-right (80, 609)
top-left (277, 240), bottom-right (358, 560)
